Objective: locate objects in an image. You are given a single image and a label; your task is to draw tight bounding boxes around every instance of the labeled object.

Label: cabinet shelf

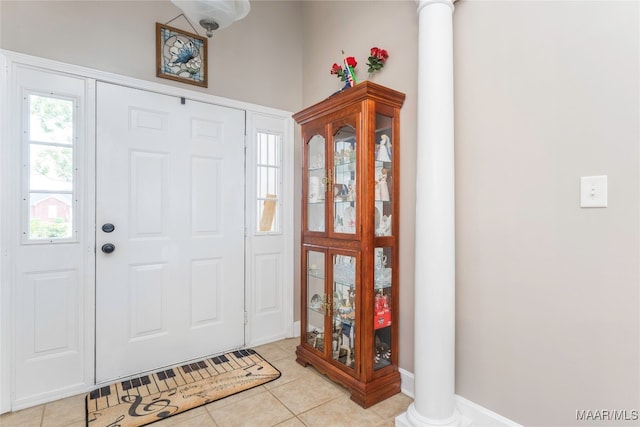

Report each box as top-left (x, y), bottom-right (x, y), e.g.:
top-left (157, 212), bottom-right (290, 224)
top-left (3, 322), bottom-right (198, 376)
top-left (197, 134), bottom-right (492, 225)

top-left (335, 161), bottom-right (356, 170)
top-left (335, 314), bottom-right (355, 323)
top-left (309, 306), bottom-right (325, 315)
top-left (374, 281), bottom-right (392, 290)
top-left (307, 270), bottom-right (324, 280)
top-left (295, 81), bottom-right (405, 408)
top-left (373, 359), bottom-right (392, 370)
top-left (333, 280), bottom-right (355, 288)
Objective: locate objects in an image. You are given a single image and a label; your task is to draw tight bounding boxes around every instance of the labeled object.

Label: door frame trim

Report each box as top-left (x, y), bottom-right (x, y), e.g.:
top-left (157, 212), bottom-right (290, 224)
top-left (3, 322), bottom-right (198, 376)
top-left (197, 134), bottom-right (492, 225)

top-left (0, 49), bottom-right (295, 413)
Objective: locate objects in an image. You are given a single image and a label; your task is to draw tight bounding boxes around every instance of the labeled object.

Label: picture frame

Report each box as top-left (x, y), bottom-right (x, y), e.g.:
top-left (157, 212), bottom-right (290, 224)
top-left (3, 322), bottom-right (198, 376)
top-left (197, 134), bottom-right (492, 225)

top-left (156, 23), bottom-right (208, 87)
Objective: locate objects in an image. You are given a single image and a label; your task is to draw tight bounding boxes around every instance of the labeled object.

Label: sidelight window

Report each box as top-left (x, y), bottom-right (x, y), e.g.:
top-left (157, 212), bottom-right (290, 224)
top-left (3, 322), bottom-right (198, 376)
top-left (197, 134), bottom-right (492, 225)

top-left (256, 131), bottom-right (281, 233)
top-left (24, 93), bottom-right (77, 242)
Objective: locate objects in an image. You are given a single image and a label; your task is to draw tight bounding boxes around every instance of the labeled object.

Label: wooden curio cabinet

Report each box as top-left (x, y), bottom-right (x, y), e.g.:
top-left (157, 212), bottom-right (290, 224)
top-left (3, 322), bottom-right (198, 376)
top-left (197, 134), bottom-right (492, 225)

top-left (293, 82), bottom-right (405, 408)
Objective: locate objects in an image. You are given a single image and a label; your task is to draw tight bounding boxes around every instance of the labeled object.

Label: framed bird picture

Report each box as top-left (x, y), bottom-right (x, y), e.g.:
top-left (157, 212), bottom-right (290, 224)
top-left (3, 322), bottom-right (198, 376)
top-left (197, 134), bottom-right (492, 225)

top-left (156, 23), bottom-right (208, 87)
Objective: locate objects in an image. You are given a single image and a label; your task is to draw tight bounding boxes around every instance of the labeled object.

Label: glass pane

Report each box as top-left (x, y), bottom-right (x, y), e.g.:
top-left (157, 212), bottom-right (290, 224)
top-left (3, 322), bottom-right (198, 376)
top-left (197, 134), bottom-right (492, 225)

top-left (332, 254), bottom-right (355, 369)
top-left (257, 166), bottom-right (279, 200)
top-left (307, 135), bottom-right (325, 232)
top-left (257, 166), bottom-right (268, 198)
top-left (258, 133), bottom-right (268, 164)
top-left (29, 95), bottom-right (73, 144)
top-left (374, 247), bottom-right (392, 370)
top-left (268, 167), bottom-right (277, 195)
top-left (29, 193), bottom-right (73, 240)
top-left (306, 251), bottom-right (325, 351)
top-left (333, 126), bottom-right (356, 234)
top-left (268, 134), bottom-right (278, 166)
top-left (30, 144), bottom-right (73, 192)
top-left (256, 132), bottom-right (281, 233)
top-left (257, 197), bottom-right (278, 232)
top-left (374, 114), bottom-right (393, 237)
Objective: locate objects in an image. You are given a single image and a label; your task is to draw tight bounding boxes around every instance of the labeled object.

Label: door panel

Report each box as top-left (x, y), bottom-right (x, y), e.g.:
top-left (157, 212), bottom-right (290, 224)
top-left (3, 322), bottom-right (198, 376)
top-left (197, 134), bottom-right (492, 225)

top-left (11, 66), bottom-right (90, 408)
top-left (96, 83), bottom-right (245, 383)
top-left (245, 112), bottom-right (294, 345)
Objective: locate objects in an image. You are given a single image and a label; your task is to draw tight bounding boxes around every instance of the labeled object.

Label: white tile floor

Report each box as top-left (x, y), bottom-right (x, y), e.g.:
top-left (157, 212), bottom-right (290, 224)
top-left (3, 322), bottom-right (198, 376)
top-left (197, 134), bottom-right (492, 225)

top-left (0, 338), bottom-right (412, 427)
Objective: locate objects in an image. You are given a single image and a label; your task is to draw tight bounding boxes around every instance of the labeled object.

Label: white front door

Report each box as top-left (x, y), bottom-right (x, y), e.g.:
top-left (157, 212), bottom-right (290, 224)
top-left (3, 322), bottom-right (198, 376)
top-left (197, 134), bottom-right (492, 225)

top-left (95, 82), bottom-right (245, 383)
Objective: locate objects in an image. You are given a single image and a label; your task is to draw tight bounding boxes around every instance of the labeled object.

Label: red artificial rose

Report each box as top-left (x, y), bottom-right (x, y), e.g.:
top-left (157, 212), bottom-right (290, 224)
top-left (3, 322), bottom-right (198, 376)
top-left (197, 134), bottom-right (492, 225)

top-left (330, 63), bottom-right (342, 75)
top-left (370, 47), bottom-right (388, 62)
top-left (346, 56), bottom-right (357, 68)
top-left (366, 46), bottom-right (389, 74)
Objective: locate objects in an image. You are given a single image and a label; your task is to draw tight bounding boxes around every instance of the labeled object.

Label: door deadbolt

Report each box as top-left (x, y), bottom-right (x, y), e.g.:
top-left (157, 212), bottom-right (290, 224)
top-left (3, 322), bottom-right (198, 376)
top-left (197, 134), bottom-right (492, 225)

top-left (101, 243), bottom-right (116, 254)
top-left (102, 223), bottom-right (115, 233)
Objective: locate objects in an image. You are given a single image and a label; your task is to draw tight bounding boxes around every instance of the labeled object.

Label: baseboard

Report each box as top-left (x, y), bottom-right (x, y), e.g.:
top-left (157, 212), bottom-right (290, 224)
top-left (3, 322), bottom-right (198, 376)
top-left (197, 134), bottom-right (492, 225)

top-left (399, 367), bottom-right (415, 398)
top-left (11, 383), bottom-right (90, 412)
top-left (455, 395), bottom-right (522, 426)
top-left (248, 333), bottom-right (289, 348)
top-left (291, 320), bottom-right (300, 338)
top-left (398, 369), bottom-right (521, 426)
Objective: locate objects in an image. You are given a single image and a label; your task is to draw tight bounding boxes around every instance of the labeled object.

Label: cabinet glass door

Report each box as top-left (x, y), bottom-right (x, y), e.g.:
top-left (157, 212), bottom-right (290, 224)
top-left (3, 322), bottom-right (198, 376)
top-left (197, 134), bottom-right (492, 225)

top-left (373, 247), bottom-right (392, 370)
top-left (374, 114), bottom-right (393, 237)
top-left (373, 112), bottom-right (394, 371)
top-left (332, 253), bottom-right (356, 369)
top-left (307, 135), bottom-right (326, 233)
top-left (333, 126), bottom-right (356, 234)
top-left (306, 250), bottom-right (326, 352)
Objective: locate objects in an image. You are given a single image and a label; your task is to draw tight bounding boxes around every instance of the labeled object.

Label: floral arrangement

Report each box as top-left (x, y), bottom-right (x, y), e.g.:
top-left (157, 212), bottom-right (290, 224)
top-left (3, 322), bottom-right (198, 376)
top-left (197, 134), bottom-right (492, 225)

top-left (367, 47), bottom-right (389, 73)
top-left (331, 56), bottom-right (358, 82)
top-left (330, 47), bottom-right (389, 85)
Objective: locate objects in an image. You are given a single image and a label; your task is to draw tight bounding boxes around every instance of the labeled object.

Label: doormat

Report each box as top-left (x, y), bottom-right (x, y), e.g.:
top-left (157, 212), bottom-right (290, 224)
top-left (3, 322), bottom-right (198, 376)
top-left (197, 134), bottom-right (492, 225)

top-left (86, 348), bottom-right (280, 427)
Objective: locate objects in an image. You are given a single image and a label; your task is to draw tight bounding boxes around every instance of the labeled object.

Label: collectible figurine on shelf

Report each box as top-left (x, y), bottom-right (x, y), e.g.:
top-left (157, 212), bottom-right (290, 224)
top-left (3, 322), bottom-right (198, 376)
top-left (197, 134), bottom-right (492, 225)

top-left (375, 290), bottom-right (389, 311)
top-left (374, 335), bottom-right (391, 364)
top-left (347, 180), bottom-right (356, 202)
top-left (376, 134), bottom-right (392, 162)
top-left (335, 183), bottom-right (348, 201)
top-left (343, 144), bottom-right (353, 163)
top-left (376, 214), bottom-right (391, 236)
top-left (376, 168), bottom-right (390, 201)
top-left (308, 329), bottom-right (324, 350)
top-left (342, 206), bottom-right (355, 232)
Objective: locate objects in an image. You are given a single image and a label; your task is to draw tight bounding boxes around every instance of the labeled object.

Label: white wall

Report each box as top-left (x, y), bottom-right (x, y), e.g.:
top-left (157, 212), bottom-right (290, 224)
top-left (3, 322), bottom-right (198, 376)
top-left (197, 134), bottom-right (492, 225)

top-left (0, 1), bottom-right (303, 112)
top-left (454, 1), bottom-right (639, 425)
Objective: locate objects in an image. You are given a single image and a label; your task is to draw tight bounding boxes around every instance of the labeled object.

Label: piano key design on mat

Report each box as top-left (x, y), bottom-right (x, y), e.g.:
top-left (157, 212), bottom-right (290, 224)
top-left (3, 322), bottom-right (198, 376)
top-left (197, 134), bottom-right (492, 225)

top-left (86, 348), bottom-right (280, 427)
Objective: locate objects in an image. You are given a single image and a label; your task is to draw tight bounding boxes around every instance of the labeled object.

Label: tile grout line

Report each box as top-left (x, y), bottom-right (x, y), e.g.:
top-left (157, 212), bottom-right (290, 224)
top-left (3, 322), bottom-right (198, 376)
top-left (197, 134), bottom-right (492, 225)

top-left (263, 387), bottom-right (298, 426)
top-left (266, 381), bottom-right (345, 424)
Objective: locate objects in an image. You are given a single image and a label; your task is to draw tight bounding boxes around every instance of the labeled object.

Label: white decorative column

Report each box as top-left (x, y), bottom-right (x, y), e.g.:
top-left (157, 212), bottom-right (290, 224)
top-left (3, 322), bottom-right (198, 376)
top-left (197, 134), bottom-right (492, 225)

top-left (396, 0), bottom-right (458, 426)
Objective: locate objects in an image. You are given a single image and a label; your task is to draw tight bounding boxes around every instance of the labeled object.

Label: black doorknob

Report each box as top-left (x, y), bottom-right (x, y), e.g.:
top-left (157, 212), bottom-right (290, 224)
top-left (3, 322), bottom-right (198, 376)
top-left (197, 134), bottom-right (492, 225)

top-left (102, 223), bottom-right (115, 233)
top-left (101, 243), bottom-right (116, 254)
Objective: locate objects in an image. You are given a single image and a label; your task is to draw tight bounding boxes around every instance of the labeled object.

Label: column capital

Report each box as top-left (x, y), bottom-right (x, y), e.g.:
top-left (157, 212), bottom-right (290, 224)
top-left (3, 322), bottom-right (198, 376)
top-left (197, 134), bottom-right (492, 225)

top-left (416, 0), bottom-right (456, 14)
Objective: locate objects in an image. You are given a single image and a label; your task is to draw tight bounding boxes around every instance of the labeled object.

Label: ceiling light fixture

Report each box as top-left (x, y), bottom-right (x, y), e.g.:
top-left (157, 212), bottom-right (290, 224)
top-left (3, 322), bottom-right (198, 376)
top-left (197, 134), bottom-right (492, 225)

top-left (170, 0), bottom-right (251, 38)
top-left (199, 19), bottom-right (219, 38)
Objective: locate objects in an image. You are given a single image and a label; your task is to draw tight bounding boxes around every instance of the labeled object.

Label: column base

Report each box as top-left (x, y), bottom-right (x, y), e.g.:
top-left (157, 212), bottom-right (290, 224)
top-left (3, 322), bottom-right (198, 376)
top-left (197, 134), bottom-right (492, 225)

top-left (395, 403), bottom-right (463, 427)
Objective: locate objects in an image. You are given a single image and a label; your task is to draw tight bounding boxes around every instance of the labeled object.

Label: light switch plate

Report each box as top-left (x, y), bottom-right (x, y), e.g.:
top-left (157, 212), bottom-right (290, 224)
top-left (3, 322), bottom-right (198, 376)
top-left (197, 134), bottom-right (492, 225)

top-left (580, 175), bottom-right (607, 208)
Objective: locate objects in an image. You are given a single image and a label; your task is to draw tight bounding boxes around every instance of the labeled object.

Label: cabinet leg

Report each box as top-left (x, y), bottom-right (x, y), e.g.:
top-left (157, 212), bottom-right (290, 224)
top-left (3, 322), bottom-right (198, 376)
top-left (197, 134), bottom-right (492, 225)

top-left (295, 347), bottom-right (310, 367)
